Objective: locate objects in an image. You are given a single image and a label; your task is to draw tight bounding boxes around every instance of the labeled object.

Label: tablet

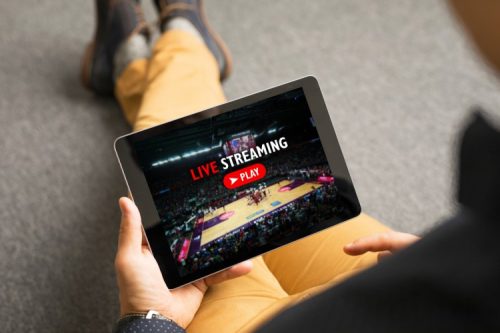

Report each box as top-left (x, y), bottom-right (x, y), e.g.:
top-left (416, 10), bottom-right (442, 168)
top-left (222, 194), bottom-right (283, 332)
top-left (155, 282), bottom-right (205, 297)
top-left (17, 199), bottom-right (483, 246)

top-left (115, 76), bottom-right (361, 289)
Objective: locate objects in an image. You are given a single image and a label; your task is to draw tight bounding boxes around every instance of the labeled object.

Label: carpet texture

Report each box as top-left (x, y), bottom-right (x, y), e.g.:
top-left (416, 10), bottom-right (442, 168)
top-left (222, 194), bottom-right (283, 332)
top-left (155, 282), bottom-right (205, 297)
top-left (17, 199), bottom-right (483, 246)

top-left (1, 0), bottom-right (500, 332)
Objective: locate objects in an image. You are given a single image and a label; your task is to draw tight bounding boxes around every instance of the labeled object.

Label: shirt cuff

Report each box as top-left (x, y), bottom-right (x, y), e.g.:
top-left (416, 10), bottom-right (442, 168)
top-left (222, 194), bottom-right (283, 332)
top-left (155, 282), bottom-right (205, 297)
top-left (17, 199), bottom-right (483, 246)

top-left (113, 312), bottom-right (185, 333)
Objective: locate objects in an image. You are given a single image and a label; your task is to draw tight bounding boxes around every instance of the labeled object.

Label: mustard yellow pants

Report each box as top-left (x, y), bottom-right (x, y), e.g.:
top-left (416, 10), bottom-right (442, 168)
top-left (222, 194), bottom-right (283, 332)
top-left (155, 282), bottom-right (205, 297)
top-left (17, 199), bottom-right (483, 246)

top-left (115, 30), bottom-right (390, 333)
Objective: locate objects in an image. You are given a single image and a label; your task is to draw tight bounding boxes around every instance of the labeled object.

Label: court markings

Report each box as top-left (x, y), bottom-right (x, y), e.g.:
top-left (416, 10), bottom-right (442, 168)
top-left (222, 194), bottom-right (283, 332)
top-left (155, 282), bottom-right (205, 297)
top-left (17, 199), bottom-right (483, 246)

top-left (200, 180), bottom-right (321, 245)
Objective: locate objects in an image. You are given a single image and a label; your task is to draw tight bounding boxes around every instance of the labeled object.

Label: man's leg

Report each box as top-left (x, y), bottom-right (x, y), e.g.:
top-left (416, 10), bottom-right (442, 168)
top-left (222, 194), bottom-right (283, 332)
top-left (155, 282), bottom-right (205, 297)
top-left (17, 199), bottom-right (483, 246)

top-left (192, 213), bottom-right (389, 333)
top-left (114, 28), bottom-right (223, 129)
top-left (115, 57), bottom-right (149, 125)
top-left (263, 213), bottom-right (391, 295)
top-left (132, 30), bottom-right (225, 131)
top-left (188, 257), bottom-right (290, 333)
top-left (114, 23), bottom-right (290, 333)
top-left (111, 5), bottom-right (392, 333)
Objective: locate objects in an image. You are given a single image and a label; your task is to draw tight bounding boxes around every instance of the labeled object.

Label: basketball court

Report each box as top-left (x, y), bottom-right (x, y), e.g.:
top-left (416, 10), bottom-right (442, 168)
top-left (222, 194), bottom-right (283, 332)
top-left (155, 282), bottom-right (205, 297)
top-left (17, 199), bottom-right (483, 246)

top-left (187, 179), bottom-right (323, 255)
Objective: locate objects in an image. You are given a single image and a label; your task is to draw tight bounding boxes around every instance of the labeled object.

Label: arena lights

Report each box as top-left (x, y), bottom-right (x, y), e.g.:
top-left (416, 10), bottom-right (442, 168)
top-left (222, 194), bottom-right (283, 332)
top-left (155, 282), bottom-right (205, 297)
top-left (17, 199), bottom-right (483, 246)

top-left (152, 155), bottom-right (181, 167)
top-left (182, 147), bottom-right (210, 158)
top-left (267, 127), bottom-right (284, 134)
top-left (152, 141), bottom-right (223, 167)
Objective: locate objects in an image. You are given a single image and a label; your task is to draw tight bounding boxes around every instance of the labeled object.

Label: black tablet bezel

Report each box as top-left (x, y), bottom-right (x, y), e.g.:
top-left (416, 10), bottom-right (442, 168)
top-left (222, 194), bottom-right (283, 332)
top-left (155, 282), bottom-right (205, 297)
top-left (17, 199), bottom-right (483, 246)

top-left (114, 76), bottom-right (361, 289)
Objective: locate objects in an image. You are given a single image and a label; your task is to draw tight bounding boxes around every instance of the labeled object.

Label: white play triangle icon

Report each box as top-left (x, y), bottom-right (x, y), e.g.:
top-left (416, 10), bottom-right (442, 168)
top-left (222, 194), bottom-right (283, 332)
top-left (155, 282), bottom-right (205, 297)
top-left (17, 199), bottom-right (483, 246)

top-left (229, 177), bottom-right (238, 185)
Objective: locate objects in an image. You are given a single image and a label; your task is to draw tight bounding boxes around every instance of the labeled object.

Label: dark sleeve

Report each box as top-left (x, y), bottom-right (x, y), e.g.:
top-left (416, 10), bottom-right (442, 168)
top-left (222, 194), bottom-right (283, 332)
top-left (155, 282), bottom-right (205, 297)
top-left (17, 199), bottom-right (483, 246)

top-left (255, 210), bottom-right (500, 333)
top-left (113, 315), bottom-right (185, 333)
top-left (255, 111), bottom-right (500, 333)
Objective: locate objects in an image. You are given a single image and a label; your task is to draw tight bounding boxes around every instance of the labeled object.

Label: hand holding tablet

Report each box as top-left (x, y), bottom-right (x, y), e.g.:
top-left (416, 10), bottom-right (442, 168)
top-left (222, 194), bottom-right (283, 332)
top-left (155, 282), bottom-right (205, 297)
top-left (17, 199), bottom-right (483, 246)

top-left (115, 197), bottom-right (253, 328)
top-left (115, 77), bottom-right (361, 289)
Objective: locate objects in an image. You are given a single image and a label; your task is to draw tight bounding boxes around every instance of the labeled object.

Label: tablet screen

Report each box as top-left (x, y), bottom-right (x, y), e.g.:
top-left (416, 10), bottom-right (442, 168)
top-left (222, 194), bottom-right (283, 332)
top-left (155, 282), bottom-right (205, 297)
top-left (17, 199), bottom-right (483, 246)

top-left (127, 87), bottom-right (358, 281)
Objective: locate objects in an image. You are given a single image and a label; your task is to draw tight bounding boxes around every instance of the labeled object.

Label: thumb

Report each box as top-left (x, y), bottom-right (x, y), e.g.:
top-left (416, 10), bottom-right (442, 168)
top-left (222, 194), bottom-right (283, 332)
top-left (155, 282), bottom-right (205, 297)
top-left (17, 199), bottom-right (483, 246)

top-left (117, 197), bottom-right (143, 254)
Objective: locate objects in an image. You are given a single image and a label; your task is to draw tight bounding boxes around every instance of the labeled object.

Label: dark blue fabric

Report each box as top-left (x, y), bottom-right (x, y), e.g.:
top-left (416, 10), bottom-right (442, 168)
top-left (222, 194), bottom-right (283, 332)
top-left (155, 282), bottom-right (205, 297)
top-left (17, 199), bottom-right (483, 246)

top-left (113, 315), bottom-right (185, 333)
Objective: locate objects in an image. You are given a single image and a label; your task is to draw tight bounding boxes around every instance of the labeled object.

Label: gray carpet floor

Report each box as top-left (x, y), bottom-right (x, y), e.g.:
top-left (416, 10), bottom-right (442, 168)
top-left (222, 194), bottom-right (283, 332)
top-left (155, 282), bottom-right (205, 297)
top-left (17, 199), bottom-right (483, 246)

top-left (1, 0), bottom-right (500, 332)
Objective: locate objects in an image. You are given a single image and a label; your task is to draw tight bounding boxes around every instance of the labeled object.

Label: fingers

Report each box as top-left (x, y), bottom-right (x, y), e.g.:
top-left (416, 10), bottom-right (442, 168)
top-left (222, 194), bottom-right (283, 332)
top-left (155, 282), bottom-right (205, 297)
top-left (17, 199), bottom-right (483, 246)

top-left (117, 197), bottom-right (143, 255)
top-left (203, 260), bottom-right (253, 286)
top-left (344, 233), bottom-right (395, 255)
top-left (377, 250), bottom-right (393, 261)
top-left (344, 231), bottom-right (419, 256)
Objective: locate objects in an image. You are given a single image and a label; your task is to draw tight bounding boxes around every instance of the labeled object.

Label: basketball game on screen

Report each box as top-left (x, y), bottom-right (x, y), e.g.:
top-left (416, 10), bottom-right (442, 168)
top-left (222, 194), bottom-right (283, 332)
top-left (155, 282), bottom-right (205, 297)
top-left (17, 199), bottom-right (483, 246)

top-left (132, 89), bottom-right (351, 276)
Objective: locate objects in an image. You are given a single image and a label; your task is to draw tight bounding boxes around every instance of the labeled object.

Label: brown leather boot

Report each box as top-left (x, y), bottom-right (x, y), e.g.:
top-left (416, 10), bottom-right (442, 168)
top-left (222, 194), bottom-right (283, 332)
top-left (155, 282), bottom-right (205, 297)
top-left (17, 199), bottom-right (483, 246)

top-left (153, 0), bottom-right (232, 81)
top-left (81, 0), bottom-right (149, 96)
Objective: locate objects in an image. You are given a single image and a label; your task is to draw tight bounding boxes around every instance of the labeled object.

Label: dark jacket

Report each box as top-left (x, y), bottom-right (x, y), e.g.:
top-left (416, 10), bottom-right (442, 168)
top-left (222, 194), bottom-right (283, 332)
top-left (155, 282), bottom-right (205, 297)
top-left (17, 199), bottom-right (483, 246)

top-left (115, 112), bottom-right (500, 333)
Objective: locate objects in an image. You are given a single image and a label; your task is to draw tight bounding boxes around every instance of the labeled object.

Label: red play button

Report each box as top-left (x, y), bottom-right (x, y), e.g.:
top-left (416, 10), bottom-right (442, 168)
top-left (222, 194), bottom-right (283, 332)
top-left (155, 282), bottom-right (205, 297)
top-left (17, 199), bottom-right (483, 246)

top-left (223, 163), bottom-right (267, 189)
